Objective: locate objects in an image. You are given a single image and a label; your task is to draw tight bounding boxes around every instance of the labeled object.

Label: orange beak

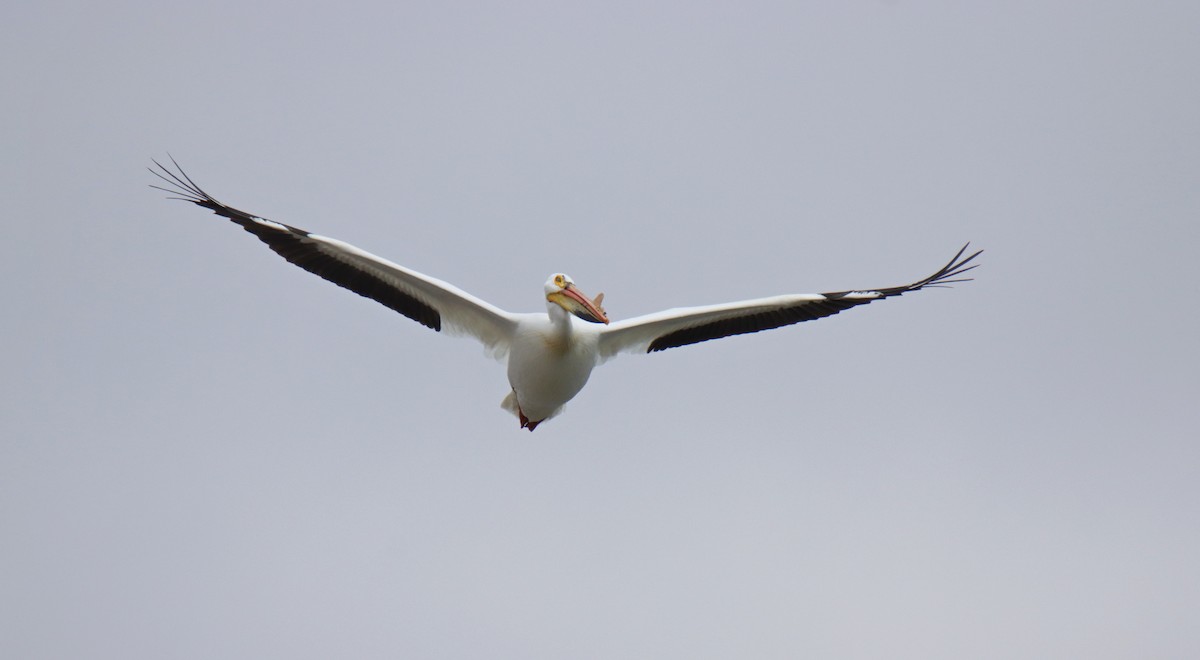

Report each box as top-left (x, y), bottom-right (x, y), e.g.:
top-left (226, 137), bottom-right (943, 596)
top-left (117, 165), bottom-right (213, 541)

top-left (553, 283), bottom-right (609, 324)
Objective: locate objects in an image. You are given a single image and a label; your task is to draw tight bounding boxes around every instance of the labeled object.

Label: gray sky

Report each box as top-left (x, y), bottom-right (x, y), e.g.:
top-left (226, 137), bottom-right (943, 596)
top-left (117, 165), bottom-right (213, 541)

top-left (3, 1), bottom-right (1198, 658)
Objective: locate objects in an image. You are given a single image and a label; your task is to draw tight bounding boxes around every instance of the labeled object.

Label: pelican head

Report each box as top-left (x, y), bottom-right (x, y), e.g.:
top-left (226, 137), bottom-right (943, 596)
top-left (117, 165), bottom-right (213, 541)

top-left (545, 273), bottom-right (609, 324)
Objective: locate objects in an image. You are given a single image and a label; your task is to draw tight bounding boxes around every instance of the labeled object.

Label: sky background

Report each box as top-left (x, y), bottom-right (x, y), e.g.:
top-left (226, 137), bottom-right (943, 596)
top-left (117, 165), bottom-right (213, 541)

top-left (3, 1), bottom-right (1198, 658)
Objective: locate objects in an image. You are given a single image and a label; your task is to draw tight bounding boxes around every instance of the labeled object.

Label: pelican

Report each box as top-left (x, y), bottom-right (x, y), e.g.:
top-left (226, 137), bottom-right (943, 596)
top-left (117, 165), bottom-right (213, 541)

top-left (151, 160), bottom-right (981, 431)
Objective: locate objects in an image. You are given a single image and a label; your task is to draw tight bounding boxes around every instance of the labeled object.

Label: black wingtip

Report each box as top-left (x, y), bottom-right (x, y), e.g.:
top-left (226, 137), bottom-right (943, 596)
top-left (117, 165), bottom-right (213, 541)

top-left (149, 156), bottom-right (210, 206)
top-left (922, 243), bottom-right (983, 288)
top-left (860, 243), bottom-right (983, 299)
top-left (149, 156), bottom-right (269, 226)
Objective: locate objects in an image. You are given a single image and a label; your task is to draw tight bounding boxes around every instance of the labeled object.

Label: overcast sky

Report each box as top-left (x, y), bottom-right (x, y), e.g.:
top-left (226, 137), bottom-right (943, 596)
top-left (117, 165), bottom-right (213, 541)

top-left (3, 1), bottom-right (1198, 658)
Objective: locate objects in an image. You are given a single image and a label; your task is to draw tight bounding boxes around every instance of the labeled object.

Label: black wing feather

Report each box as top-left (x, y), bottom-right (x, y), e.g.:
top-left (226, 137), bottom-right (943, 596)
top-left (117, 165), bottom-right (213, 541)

top-left (150, 158), bottom-right (442, 330)
top-left (647, 245), bottom-right (982, 352)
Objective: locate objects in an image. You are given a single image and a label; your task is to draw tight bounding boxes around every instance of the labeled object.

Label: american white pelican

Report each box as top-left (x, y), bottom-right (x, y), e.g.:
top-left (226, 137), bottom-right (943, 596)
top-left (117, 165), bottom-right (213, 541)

top-left (152, 160), bottom-right (981, 431)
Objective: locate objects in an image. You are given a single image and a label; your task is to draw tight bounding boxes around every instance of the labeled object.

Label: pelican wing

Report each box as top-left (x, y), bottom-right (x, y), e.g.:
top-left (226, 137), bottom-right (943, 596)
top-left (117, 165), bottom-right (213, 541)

top-left (151, 160), bottom-right (519, 355)
top-left (597, 245), bottom-right (981, 359)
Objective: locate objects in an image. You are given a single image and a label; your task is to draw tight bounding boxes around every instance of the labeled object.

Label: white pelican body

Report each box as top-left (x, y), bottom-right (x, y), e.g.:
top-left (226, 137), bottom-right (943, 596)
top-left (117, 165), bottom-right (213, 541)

top-left (504, 307), bottom-right (601, 428)
top-left (152, 160), bottom-right (980, 431)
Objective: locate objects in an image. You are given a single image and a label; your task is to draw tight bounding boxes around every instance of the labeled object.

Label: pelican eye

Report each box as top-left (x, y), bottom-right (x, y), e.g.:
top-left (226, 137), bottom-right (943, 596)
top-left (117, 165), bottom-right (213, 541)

top-left (554, 275), bottom-right (565, 287)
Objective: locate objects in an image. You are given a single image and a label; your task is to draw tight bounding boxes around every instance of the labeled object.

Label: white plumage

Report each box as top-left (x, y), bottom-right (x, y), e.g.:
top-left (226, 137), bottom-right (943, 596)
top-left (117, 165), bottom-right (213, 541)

top-left (152, 160), bottom-right (981, 431)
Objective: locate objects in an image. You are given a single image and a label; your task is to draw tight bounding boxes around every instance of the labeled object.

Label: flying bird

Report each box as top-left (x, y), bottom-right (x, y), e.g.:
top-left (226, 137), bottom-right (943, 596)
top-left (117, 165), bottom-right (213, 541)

top-left (151, 160), bottom-right (981, 431)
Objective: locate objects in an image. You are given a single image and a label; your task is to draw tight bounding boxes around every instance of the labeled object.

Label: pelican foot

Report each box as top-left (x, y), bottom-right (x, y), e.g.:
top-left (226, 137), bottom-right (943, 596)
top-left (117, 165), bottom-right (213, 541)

top-left (518, 409), bottom-right (541, 431)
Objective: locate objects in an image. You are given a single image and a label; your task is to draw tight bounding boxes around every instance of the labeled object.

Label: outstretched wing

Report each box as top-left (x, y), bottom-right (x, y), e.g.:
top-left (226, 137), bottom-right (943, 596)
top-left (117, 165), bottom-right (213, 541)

top-left (596, 245), bottom-right (981, 360)
top-left (151, 158), bottom-right (519, 355)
